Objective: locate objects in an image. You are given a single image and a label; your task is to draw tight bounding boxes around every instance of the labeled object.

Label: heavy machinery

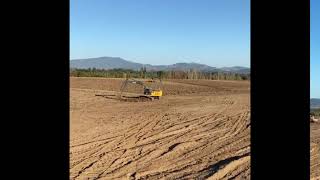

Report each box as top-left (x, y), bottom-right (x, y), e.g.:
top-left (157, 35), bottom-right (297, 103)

top-left (119, 78), bottom-right (163, 101)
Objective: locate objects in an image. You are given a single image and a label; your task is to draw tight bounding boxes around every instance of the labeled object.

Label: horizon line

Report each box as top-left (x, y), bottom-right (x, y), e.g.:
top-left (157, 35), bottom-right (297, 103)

top-left (70, 56), bottom-right (250, 68)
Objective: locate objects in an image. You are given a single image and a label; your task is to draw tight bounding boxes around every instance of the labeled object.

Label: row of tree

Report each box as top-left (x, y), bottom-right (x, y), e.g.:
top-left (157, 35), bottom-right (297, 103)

top-left (70, 68), bottom-right (250, 81)
top-left (311, 108), bottom-right (320, 117)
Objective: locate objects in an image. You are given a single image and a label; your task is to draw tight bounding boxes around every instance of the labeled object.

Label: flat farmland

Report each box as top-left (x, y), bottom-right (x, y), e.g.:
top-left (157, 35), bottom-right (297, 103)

top-left (70, 77), bottom-right (250, 179)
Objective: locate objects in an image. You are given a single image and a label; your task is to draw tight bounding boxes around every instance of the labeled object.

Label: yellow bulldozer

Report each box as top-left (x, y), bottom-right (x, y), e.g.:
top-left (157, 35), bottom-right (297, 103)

top-left (119, 78), bottom-right (163, 101)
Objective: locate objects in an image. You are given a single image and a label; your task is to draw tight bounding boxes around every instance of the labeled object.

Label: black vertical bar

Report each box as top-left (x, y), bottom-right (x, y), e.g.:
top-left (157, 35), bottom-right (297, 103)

top-left (251, 0), bottom-right (310, 179)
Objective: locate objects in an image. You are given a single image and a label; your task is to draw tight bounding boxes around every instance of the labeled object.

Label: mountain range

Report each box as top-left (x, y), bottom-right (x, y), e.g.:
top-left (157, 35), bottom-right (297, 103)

top-left (311, 98), bottom-right (320, 109)
top-left (70, 57), bottom-right (250, 74)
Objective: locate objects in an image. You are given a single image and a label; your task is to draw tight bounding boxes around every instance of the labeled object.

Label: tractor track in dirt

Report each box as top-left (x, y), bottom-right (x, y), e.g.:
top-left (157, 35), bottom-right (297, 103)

top-left (70, 77), bottom-right (250, 179)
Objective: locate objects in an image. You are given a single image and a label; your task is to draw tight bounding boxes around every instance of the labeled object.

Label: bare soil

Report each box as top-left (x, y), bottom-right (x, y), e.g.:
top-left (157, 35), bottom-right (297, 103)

top-left (70, 77), bottom-right (250, 179)
top-left (311, 122), bottom-right (320, 180)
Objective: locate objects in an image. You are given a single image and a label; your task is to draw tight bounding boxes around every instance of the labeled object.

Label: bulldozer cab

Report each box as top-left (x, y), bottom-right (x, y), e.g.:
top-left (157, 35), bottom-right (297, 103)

top-left (144, 78), bottom-right (163, 97)
top-left (144, 87), bottom-right (152, 95)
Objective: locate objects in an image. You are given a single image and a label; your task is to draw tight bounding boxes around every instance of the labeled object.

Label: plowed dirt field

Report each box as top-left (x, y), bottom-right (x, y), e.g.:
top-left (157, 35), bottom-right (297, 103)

top-left (70, 77), bottom-right (250, 179)
top-left (311, 122), bottom-right (320, 180)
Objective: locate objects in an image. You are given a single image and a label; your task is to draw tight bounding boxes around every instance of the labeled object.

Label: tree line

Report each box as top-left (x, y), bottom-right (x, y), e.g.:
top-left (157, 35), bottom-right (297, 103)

top-left (70, 68), bottom-right (250, 81)
top-left (311, 108), bottom-right (320, 117)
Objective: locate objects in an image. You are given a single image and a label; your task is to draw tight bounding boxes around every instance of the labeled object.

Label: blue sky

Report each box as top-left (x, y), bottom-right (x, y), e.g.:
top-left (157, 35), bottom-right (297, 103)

top-left (311, 0), bottom-right (320, 98)
top-left (70, 0), bottom-right (250, 67)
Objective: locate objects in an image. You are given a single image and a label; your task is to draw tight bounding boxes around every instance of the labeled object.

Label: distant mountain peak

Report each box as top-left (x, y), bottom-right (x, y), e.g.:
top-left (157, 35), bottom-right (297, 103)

top-left (311, 98), bottom-right (320, 109)
top-left (70, 56), bottom-right (250, 73)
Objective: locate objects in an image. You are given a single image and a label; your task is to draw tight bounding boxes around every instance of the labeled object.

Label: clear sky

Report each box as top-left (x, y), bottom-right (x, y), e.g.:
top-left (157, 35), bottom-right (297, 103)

top-left (311, 0), bottom-right (320, 98)
top-left (70, 0), bottom-right (250, 67)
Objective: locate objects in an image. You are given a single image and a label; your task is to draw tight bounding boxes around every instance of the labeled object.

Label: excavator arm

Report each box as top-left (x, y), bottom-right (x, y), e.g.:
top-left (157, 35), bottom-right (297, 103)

top-left (119, 78), bottom-right (147, 96)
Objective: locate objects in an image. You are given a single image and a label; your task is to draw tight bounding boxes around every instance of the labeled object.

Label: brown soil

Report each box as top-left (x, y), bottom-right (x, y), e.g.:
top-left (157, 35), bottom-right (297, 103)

top-left (311, 122), bottom-right (320, 180)
top-left (70, 77), bottom-right (250, 179)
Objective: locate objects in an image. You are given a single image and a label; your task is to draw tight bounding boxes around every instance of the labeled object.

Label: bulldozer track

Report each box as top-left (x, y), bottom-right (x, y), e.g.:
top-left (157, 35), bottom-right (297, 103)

top-left (70, 77), bottom-right (251, 179)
